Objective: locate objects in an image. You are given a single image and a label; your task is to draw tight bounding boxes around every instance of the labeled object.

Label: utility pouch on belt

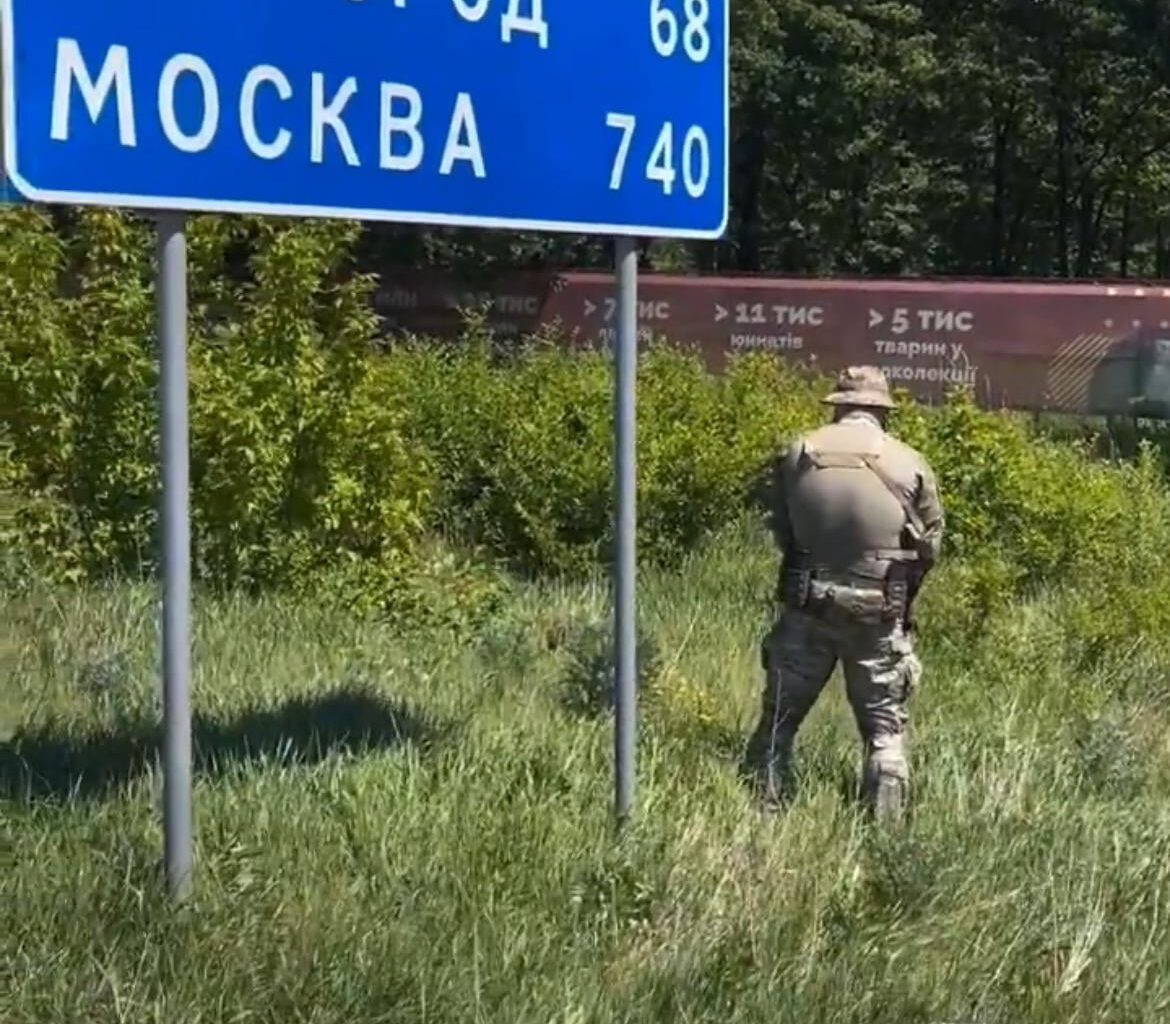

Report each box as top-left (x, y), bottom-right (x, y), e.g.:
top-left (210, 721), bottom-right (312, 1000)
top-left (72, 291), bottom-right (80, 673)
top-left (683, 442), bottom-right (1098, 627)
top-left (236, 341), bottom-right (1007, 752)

top-left (807, 580), bottom-right (887, 623)
top-left (780, 548), bottom-right (812, 610)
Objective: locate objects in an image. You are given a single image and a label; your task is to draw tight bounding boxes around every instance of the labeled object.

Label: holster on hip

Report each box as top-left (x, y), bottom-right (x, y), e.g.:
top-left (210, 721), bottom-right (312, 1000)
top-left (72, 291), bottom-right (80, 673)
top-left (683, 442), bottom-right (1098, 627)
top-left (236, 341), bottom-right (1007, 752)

top-left (779, 548), bottom-right (813, 611)
top-left (882, 565), bottom-right (909, 624)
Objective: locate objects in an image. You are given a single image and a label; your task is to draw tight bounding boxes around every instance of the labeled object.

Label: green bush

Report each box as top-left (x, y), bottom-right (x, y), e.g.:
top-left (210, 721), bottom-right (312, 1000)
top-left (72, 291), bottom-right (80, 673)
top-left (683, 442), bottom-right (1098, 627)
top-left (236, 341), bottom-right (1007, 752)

top-left (0, 209), bottom-right (433, 595)
top-left (885, 387), bottom-right (1170, 668)
top-left (891, 389), bottom-right (1170, 640)
top-left (186, 216), bottom-right (433, 591)
top-left (379, 332), bottom-right (824, 575)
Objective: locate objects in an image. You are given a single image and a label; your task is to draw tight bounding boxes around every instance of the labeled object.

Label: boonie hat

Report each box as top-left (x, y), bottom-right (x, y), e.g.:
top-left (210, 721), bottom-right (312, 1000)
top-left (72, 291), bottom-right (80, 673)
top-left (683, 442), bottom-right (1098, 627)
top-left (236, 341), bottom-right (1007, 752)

top-left (822, 365), bottom-right (895, 409)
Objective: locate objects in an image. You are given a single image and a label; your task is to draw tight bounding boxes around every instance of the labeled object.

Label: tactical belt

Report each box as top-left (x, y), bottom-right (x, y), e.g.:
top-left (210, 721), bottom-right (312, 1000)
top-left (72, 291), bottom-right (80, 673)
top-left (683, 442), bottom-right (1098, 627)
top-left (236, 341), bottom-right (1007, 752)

top-left (781, 556), bottom-right (909, 623)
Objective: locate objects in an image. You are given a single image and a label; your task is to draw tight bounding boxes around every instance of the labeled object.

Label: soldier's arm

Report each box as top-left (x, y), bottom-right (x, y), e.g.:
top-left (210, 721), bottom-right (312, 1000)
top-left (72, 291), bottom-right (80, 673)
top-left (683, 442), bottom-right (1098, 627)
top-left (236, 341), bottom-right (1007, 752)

top-left (914, 460), bottom-right (945, 570)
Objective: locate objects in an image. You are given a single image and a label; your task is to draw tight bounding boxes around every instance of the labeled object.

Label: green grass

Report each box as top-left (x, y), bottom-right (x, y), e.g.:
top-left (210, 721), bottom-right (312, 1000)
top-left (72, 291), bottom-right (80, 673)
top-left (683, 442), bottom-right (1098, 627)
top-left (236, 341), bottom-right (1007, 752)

top-left (4, 520), bottom-right (1170, 1023)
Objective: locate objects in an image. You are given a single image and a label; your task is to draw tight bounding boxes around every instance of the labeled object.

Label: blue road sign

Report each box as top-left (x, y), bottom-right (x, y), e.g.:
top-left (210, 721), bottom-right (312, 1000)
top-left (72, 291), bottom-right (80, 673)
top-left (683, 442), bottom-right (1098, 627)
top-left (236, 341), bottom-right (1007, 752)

top-left (1, 0), bottom-right (728, 237)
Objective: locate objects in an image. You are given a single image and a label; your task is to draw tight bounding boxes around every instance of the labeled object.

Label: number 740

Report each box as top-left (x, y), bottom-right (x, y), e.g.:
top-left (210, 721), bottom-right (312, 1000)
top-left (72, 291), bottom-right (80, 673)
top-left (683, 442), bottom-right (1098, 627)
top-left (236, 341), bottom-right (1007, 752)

top-left (606, 114), bottom-right (710, 198)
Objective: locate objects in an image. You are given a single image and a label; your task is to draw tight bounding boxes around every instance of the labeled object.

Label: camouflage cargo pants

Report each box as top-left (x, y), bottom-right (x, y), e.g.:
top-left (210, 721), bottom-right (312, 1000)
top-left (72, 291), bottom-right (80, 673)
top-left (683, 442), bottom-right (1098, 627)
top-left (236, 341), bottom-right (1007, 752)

top-left (745, 602), bottom-right (922, 820)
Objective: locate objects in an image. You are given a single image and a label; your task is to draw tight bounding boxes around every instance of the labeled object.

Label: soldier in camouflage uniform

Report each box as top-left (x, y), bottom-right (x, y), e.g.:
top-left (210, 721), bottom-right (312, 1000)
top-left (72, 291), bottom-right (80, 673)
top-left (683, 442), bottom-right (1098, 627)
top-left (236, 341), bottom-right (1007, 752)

top-left (745, 366), bottom-right (945, 821)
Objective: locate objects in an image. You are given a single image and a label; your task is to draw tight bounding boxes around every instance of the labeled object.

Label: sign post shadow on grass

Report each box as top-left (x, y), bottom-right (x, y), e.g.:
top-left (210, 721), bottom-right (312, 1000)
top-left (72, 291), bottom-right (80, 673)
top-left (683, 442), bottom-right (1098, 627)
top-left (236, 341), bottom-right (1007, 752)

top-left (2, 0), bottom-right (728, 898)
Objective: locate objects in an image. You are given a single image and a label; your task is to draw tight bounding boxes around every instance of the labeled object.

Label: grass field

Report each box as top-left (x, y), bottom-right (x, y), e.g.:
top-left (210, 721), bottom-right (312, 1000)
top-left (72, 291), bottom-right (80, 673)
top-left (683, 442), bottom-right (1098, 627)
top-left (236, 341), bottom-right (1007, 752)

top-left (5, 520), bottom-right (1170, 1023)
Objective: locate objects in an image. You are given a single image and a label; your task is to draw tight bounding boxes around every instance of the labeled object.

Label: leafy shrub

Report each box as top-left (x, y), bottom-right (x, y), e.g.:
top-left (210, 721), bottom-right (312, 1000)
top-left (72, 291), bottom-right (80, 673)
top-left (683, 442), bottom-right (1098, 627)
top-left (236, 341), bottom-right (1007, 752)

top-left (0, 208), bottom-right (147, 583)
top-left (890, 392), bottom-right (1150, 583)
top-left (0, 209), bottom-right (432, 596)
top-left (186, 216), bottom-right (433, 591)
top-left (891, 387), bottom-right (1170, 654)
top-left (380, 334), bottom-right (824, 575)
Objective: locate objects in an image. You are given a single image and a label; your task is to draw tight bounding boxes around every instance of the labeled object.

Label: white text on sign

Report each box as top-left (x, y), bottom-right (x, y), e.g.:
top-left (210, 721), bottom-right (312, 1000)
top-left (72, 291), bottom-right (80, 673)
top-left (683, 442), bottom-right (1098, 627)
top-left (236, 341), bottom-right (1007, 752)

top-left (606, 115), bottom-right (710, 197)
top-left (583, 298), bottom-right (670, 321)
top-left (444, 291), bottom-right (541, 315)
top-left (50, 40), bottom-right (489, 176)
top-left (597, 326), bottom-right (656, 345)
top-left (872, 340), bottom-right (969, 361)
top-left (881, 364), bottom-right (978, 385)
top-left (348, 0), bottom-right (549, 48)
top-left (353, 0), bottom-right (551, 49)
top-left (869, 308), bottom-right (975, 334)
top-left (732, 302), bottom-right (823, 327)
top-left (450, 0), bottom-right (550, 48)
top-left (730, 333), bottom-right (803, 351)
top-left (650, 0), bottom-right (712, 62)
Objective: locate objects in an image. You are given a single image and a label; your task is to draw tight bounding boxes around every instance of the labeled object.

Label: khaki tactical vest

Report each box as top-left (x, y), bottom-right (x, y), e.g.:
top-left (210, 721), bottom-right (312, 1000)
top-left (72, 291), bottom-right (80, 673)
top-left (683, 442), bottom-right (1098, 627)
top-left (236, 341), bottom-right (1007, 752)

top-left (777, 413), bottom-right (940, 576)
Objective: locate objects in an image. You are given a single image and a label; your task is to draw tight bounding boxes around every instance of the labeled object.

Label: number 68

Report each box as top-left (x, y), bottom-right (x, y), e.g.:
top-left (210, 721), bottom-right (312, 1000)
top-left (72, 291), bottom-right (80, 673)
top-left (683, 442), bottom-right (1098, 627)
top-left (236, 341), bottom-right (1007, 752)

top-left (650, 0), bottom-right (710, 62)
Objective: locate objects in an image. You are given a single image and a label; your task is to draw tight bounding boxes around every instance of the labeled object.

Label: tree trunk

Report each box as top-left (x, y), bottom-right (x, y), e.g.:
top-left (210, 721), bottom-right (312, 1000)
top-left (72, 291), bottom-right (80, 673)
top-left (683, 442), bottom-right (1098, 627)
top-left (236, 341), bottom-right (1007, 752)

top-left (732, 113), bottom-right (766, 272)
top-left (1120, 191), bottom-right (1132, 278)
top-left (1074, 184), bottom-right (1098, 277)
top-left (991, 112), bottom-right (1010, 274)
top-left (1057, 111), bottom-right (1071, 276)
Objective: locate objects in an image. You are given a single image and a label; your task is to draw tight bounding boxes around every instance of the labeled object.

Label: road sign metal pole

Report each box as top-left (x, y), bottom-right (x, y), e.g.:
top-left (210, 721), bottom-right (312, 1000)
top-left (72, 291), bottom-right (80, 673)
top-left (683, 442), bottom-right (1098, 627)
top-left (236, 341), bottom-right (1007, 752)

top-left (157, 211), bottom-right (193, 901)
top-left (614, 236), bottom-right (637, 827)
